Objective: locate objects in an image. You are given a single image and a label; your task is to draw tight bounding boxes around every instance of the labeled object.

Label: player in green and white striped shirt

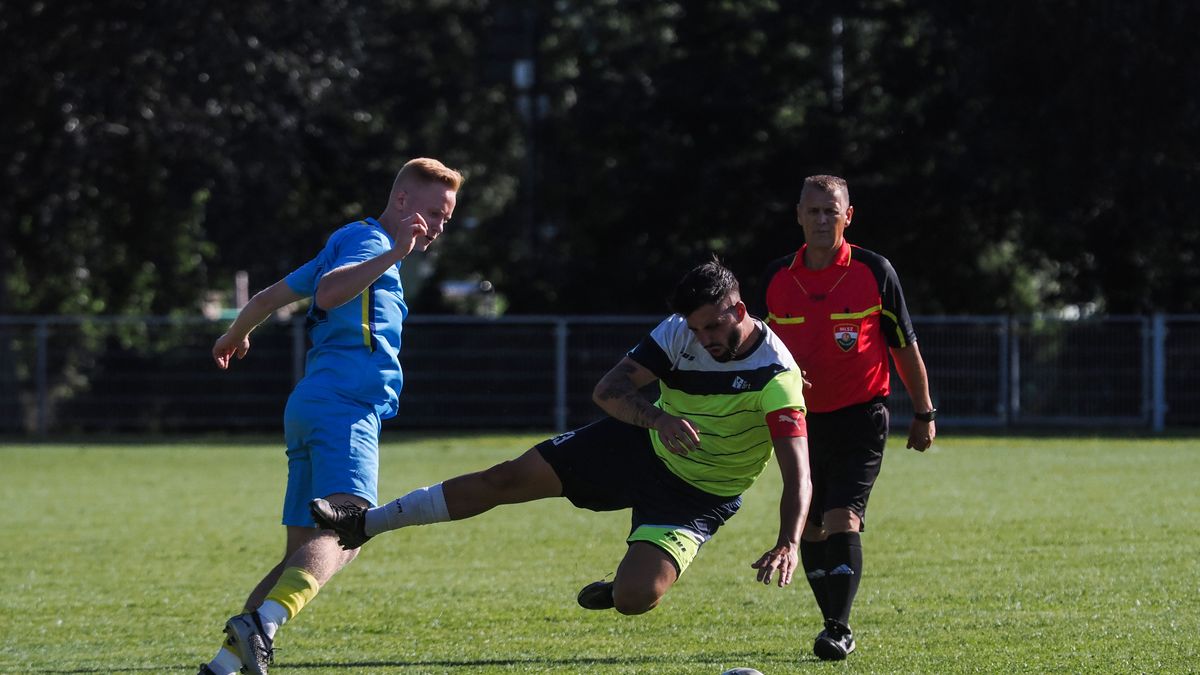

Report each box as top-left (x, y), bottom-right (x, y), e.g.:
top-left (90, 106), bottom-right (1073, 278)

top-left (311, 259), bottom-right (813, 615)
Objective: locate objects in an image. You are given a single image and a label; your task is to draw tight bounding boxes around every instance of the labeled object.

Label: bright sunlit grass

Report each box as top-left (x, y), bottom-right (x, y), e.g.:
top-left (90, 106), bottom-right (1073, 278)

top-left (2, 434), bottom-right (1197, 674)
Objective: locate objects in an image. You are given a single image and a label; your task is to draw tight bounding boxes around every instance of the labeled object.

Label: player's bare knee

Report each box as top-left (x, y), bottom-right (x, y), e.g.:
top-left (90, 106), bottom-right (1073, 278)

top-left (313, 528), bottom-right (360, 563)
top-left (802, 522), bottom-right (826, 542)
top-left (612, 584), bottom-right (662, 615)
top-left (823, 508), bottom-right (861, 533)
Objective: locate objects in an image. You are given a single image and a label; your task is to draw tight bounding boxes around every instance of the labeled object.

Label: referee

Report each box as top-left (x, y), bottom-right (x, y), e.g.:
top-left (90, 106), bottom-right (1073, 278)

top-left (762, 174), bottom-right (936, 661)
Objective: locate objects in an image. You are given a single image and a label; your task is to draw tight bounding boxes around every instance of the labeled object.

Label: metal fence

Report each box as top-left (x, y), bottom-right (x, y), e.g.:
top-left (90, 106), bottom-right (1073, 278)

top-left (2, 314), bottom-right (1198, 435)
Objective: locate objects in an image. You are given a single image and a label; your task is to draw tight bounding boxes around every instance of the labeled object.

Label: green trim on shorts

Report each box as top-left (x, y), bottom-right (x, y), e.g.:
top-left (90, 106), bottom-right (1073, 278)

top-left (627, 525), bottom-right (703, 574)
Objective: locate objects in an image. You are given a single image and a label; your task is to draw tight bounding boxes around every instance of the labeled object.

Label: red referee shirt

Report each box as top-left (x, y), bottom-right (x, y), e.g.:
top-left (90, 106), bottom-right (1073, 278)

top-left (763, 241), bottom-right (917, 413)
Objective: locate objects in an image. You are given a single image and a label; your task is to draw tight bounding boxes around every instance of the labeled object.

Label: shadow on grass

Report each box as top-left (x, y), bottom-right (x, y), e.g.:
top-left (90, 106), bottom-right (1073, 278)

top-left (35, 651), bottom-right (783, 673)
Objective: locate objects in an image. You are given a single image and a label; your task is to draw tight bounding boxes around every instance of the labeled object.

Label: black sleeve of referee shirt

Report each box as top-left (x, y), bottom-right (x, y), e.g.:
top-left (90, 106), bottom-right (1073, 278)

top-left (857, 247), bottom-right (918, 348)
top-left (876, 257), bottom-right (918, 348)
top-left (752, 254), bottom-right (794, 318)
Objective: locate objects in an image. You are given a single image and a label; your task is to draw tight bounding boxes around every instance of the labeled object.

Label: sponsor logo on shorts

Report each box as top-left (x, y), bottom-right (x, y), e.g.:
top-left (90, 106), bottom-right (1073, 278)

top-left (663, 531), bottom-right (687, 552)
top-left (550, 431), bottom-right (576, 446)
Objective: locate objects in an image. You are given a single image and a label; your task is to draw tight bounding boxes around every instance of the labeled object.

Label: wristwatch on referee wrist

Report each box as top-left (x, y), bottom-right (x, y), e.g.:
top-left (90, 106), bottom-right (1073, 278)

top-left (913, 408), bottom-right (937, 422)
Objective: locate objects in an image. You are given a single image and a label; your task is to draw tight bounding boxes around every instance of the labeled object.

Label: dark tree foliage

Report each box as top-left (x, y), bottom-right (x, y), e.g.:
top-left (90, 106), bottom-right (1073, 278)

top-left (928, 1), bottom-right (1200, 313)
top-left (2, 0), bottom-right (1198, 317)
top-left (0, 0), bottom-right (520, 315)
top-left (455, 1), bottom-right (1200, 314)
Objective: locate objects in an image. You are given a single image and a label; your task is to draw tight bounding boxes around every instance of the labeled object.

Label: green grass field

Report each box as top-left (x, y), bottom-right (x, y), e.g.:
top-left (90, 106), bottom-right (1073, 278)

top-left (2, 434), bottom-right (1198, 674)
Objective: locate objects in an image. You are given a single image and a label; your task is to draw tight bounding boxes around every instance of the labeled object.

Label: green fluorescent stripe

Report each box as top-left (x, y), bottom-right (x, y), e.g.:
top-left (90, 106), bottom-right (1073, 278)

top-left (663, 406), bottom-right (762, 419)
top-left (704, 436), bottom-right (772, 455)
top-left (767, 313), bottom-right (805, 325)
top-left (882, 309), bottom-right (908, 347)
top-left (696, 424), bottom-right (768, 442)
top-left (830, 305), bottom-right (882, 320)
top-left (696, 474), bottom-right (761, 484)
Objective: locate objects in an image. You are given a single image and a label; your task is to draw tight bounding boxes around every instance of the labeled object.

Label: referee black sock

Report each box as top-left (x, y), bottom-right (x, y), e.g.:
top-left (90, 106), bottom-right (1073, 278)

top-left (824, 531), bottom-right (863, 626)
top-left (800, 538), bottom-right (833, 620)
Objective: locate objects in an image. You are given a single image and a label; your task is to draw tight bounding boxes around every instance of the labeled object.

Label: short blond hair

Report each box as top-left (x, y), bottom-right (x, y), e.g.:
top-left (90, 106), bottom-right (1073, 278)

top-left (394, 157), bottom-right (464, 192)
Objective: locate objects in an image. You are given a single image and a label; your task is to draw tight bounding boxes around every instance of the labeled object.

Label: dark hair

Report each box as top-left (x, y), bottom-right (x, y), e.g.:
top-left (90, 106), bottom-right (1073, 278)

top-left (669, 257), bottom-right (741, 317)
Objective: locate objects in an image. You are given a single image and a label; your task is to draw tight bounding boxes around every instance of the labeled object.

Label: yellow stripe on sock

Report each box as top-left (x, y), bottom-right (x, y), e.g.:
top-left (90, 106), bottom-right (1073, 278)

top-left (265, 567), bottom-right (320, 620)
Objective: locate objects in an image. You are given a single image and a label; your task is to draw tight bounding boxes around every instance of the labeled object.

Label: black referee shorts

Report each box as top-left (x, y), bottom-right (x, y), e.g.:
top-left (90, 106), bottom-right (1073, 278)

top-left (805, 396), bottom-right (889, 530)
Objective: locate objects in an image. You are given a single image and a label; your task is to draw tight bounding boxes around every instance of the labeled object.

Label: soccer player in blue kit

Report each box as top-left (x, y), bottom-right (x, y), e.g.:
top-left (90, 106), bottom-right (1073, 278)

top-left (197, 158), bottom-right (463, 675)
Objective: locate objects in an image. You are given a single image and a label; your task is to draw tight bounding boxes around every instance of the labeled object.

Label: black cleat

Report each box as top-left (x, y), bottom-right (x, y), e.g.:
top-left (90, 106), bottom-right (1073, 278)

top-left (813, 618), bottom-right (856, 660)
top-left (309, 498), bottom-right (372, 550)
top-left (196, 665), bottom-right (219, 675)
top-left (223, 612), bottom-right (274, 675)
top-left (576, 580), bottom-right (615, 610)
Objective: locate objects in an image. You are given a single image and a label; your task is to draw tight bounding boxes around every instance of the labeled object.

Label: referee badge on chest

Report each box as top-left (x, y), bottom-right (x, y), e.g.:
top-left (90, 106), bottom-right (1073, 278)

top-left (833, 322), bottom-right (859, 351)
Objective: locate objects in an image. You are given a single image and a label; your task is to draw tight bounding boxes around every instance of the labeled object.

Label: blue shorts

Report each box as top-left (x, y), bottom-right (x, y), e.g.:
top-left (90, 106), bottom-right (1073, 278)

top-left (281, 395), bottom-right (381, 527)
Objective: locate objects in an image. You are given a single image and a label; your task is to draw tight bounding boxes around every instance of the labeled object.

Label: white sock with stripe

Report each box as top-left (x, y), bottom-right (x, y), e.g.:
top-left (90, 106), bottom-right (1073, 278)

top-left (364, 483), bottom-right (449, 535)
top-left (207, 645), bottom-right (241, 675)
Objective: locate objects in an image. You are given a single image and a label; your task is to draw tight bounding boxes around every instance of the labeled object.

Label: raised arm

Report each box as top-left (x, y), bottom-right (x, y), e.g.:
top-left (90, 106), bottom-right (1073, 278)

top-left (592, 356), bottom-right (701, 455)
top-left (315, 215), bottom-right (428, 310)
top-left (212, 279), bottom-right (306, 369)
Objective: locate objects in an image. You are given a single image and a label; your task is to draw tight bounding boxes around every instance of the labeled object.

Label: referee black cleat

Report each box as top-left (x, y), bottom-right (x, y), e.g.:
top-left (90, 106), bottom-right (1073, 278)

top-left (576, 580), bottom-right (615, 610)
top-left (813, 619), bottom-right (856, 661)
top-left (309, 498), bottom-right (372, 550)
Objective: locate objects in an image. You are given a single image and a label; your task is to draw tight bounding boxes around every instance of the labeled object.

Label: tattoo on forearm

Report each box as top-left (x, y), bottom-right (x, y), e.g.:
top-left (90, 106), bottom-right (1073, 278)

top-left (596, 364), bottom-right (662, 428)
top-left (595, 364), bottom-right (641, 402)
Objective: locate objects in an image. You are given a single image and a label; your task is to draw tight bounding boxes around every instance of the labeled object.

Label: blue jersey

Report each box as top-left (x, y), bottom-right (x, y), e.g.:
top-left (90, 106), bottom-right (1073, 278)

top-left (284, 218), bottom-right (407, 418)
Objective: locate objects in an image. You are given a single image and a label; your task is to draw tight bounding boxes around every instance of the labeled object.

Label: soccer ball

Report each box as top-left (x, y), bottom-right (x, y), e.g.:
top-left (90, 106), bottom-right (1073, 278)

top-left (720, 669), bottom-right (764, 675)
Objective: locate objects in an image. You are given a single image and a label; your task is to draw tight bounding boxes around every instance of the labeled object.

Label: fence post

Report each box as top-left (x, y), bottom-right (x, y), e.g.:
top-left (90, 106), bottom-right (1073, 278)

top-left (1008, 316), bottom-right (1021, 426)
top-left (1151, 313), bottom-right (1167, 432)
top-left (997, 319), bottom-right (1010, 425)
top-left (554, 319), bottom-right (568, 433)
top-left (35, 319), bottom-right (48, 436)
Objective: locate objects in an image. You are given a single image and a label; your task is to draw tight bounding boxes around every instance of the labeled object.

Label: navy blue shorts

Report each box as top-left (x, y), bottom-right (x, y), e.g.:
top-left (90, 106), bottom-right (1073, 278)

top-left (805, 397), bottom-right (889, 530)
top-left (535, 417), bottom-right (741, 573)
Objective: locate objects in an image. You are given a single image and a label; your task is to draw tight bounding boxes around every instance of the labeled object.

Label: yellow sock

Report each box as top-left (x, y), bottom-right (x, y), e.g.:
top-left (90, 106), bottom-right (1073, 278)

top-left (265, 567), bottom-right (320, 621)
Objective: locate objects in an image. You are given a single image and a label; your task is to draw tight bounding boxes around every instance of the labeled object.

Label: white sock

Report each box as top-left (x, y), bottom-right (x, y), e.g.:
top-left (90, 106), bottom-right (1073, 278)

top-left (207, 647), bottom-right (241, 675)
top-left (364, 483), bottom-right (450, 535)
top-left (256, 599), bottom-right (289, 640)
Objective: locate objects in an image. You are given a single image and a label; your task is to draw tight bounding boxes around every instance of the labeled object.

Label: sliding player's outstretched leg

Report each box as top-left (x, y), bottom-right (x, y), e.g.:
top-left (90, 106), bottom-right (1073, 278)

top-left (312, 446), bottom-right (563, 547)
